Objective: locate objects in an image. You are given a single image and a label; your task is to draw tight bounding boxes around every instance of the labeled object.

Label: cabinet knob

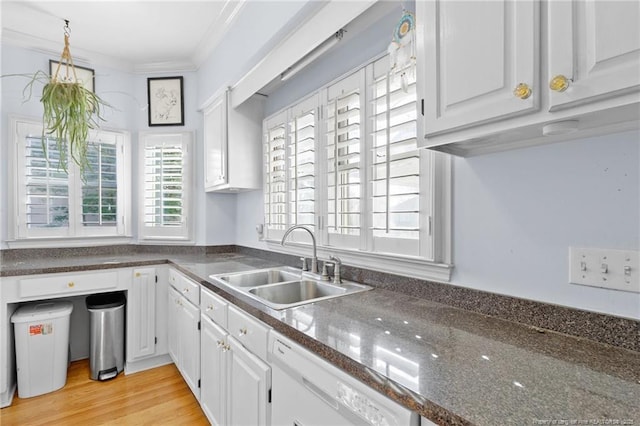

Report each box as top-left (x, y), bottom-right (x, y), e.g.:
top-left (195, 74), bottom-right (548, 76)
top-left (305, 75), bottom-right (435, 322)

top-left (206, 305), bottom-right (215, 312)
top-left (549, 75), bottom-right (570, 92)
top-left (513, 83), bottom-right (532, 100)
top-left (182, 288), bottom-right (189, 293)
top-left (239, 327), bottom-right (248, 336)
top-left (67, 282), bottom-right (75, 288)
top-left (135, 272), bottom-right (141, 278)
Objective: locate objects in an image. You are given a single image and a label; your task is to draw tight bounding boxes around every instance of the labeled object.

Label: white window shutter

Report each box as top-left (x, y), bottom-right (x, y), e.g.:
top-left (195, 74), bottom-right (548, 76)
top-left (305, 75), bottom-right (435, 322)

top-left (369, 56), bottom-right (423, 257)
top-left (12, 118), bottom-right (128, 241)
top-left (264, 110), bottom-right (288, 240)
top-left (139, 132), bottom-right (193, 241)
top-left (324, 70), bottom-right (365, 250)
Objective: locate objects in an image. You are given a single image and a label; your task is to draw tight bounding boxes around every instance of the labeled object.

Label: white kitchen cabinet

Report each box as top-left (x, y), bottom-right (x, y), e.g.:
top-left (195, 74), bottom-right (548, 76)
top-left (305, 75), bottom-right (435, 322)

top-left (168, 285), bottom-right (201, 400)
top-left (167, 286), bottom-right (180, 365)
top-left (203, 89), bottom-right (265, 192)
top-left (420, 0), bottom-right (540, 135)
top-left (227, 335), bottom-right (271, 426)
top-left (547, 0), bottom-right (640, 111)
top-left (127, 268), bottom-right (156, 361)
top-left (201, 315), bottom-right (228, 426)
top-left (417, 0), bottom-right (640, 156)
top-left (199, 290), bottom-right (271, 426)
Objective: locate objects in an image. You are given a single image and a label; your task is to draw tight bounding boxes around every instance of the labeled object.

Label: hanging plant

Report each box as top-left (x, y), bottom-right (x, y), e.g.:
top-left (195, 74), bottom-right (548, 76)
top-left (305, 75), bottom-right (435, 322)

top-left (22, 20), bottom-right (111, 175)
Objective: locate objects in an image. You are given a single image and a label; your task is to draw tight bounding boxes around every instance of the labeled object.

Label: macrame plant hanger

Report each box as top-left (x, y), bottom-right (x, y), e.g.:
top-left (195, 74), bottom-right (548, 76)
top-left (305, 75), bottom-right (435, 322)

top-left (52, 20), bottom-right (79, 85)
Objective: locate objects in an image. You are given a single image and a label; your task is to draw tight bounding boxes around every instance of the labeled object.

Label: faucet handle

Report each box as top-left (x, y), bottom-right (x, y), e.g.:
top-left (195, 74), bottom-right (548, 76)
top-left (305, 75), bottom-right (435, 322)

top-left (300, 257), bottom-right (309, 271)
top-left (320, 262), bottom-right (331, 281)
top-left (329, 255), bottom-right (342, 284)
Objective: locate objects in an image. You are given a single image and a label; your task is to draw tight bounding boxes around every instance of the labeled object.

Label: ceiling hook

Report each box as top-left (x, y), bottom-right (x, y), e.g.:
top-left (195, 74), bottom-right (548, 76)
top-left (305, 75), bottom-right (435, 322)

top-left (64, 19), bottom-right (71, 37)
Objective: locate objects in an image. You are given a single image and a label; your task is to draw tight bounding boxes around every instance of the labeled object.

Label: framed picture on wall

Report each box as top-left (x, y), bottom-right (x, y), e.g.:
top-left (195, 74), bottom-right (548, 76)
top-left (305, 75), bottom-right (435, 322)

top-left (147, 76), bottom-right (184, 126)
top-left (49, 60), bottom-right (95, 92)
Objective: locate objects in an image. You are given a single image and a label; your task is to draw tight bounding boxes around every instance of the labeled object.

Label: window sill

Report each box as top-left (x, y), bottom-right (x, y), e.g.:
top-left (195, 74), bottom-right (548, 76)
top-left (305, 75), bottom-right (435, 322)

top-left (5, 236), bottom-right (134, 250)
top-left (265, 240), bottom-right (452, 283)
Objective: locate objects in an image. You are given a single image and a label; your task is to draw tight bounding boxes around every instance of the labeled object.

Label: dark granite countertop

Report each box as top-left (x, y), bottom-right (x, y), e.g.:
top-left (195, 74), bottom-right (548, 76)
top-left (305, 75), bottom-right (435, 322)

top-left (2, 252), bottom-right (639, 425)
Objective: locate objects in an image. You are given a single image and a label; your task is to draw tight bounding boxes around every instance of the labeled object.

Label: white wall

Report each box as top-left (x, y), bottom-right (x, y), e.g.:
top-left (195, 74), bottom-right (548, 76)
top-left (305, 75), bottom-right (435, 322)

top-left (451, 131), bottom-right (639, 319)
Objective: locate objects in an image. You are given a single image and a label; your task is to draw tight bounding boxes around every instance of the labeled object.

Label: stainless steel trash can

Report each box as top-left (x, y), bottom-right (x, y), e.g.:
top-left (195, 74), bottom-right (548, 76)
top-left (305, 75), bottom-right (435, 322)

top-left (86, 292), bottom-right (125, 381)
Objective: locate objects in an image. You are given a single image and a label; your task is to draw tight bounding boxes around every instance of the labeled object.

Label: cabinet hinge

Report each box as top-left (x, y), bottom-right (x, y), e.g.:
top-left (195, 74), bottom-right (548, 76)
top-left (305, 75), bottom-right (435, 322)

top-left (421, 99), bottom-right (424, 116)
top-left (268, 388), bottom-right (272, 403)
top-left (198, 321), bottom-right (201, 331)
top-left (198, 379), bottom-right (201, 388)
top-left (155, 337), bottom-right (158, 345)
top-left (155, 275), bottom-right (158, 283)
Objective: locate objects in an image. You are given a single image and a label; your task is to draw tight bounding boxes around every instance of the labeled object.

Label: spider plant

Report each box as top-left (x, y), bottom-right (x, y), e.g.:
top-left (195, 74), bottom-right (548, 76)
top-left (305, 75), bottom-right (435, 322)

top-left (21, 69), bottom-right (110, 175)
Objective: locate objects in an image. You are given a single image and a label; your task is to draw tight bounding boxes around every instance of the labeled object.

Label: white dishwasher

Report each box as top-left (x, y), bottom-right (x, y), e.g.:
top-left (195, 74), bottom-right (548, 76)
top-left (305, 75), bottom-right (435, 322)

top-left (269, 332), bottom-right (419, 426)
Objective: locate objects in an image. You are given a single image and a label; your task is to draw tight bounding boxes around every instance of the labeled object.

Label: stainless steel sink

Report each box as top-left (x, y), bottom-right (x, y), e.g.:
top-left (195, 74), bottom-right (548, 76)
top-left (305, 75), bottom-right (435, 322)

top-left (209, 266), bottom-right (371, 309)
top-left (215, 267), bottom-right (301, 287)
top-left (249, 280), bottom-right (345, 304)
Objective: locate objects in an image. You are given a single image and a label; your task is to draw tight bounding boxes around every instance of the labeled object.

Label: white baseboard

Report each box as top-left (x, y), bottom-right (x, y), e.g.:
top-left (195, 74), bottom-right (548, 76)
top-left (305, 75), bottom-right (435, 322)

top-left (124, 354), bottom-right (173, 375)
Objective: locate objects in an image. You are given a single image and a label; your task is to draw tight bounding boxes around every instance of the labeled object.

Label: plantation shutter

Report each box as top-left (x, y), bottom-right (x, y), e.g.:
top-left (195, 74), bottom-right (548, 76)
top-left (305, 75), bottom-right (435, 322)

top-left (369, 56), bottom-right (421, 256)
top-left (13, 120), bottom-right (127, 240)
top-left (324, 70), bottom-right (365, 249)
top-left (263, 96), bottom-right (318, 243)
top-left (81, 140), bottom-right (118, 228)
top-left (23, 134), bottom-right (70, 232)
top-left (288, 97), bottom-right (317, 234)
top-left (263, 111), bottom-right (288, 240)
top-left (140, 132), bottom-right (192, 240)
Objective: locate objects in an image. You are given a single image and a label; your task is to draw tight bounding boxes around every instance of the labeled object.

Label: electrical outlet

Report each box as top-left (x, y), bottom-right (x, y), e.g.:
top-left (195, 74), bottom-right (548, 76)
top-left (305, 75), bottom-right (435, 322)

top-left (569, 247), bottom-right (639, 293)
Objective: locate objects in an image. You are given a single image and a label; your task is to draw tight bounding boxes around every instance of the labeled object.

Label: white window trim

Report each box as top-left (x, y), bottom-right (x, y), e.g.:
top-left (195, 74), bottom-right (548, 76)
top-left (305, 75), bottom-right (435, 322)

top-left (138, 131), bottom-right (194, 244)
top-left (7, 115), bottom-right (132, 247)
top-left (262, 56), bottom-right (453, 282)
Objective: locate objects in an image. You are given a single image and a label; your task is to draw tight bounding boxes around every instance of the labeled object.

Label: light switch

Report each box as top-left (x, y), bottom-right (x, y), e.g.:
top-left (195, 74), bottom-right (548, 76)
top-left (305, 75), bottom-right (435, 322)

top-left (569, 247), bottom-right (639, 293)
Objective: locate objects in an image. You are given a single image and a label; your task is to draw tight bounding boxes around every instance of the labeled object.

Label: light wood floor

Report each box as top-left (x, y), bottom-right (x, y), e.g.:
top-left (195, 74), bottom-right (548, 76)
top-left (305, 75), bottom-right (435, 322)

top-left (0, 359), bottom-right (208, 425)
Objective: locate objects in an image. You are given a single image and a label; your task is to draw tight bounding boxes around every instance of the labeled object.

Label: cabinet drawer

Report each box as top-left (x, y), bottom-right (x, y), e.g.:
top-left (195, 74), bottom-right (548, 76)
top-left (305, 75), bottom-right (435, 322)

top-left (169, 268), bottom-right (200, 306)
top-left (19, 270), bottom-right (118, 299)
top-left (228, 305), bottom-right (269, 359)
top-left (201, 287), bottom-right (228, 328)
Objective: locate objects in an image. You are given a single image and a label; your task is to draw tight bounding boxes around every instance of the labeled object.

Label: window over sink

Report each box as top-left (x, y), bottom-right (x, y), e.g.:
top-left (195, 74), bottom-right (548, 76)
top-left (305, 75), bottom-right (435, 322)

top-left (262, 55), bottom-right (452, 281)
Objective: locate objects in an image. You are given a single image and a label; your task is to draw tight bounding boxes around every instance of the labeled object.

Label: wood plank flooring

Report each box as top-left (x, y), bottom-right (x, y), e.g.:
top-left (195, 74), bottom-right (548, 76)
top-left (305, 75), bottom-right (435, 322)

top-left (0, 359), bottom-right (208, 425)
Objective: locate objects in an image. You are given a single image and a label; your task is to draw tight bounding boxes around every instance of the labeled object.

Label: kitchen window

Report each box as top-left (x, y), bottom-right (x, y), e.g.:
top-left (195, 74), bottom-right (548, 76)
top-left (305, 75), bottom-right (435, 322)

top-left (138, 131), bottom-right (194, 242)
top-left (9, 117), bottom-right (130, 244)
top-left (263, 55), bottom-right (452, 281)
top-left (264, 95), bottom-right (318, 243)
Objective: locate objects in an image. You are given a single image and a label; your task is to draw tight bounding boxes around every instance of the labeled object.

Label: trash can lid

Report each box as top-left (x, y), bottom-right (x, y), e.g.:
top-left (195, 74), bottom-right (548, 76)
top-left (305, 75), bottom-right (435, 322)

top-left (11, 300), bottom-right (74, 323)
top-left (86, 291), bottom-right (126, 310)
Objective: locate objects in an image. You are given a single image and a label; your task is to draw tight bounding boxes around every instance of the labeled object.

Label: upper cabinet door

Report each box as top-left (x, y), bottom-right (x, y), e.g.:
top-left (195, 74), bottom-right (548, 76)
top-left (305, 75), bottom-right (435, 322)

top-left (204, 91), bottom-right (228, 190)
top-left (548, 0), bottom-right (640, 111)
top-left (420, 0), bottom-right (540, 136)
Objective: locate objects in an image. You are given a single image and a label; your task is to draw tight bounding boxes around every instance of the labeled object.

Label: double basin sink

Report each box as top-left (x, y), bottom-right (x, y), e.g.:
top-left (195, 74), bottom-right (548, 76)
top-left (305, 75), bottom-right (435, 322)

top-left (209, 266), bottom-right (371, 310)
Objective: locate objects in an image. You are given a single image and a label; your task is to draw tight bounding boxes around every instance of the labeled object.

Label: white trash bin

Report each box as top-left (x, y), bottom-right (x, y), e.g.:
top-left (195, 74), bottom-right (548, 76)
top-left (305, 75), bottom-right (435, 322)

top-left (11, 300), bottom-right (73, 398)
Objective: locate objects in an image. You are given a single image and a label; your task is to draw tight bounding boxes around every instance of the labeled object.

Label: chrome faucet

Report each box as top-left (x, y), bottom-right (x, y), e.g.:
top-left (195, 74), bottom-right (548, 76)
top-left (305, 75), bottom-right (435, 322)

top-left (329, 255), bottom-right (342, 284)
top-left (281, 225), bottom-right (319, 274)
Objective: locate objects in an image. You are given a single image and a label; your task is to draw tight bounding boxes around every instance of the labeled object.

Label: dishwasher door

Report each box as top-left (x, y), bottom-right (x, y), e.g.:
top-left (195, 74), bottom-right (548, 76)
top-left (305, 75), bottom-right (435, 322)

top-left (270, 333), bottom-right (419, 426)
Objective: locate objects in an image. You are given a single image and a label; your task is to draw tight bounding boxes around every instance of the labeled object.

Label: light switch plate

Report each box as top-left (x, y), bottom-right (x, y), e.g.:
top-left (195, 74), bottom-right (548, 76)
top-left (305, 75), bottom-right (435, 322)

top-left (569, 247), bottom-right (640, 293)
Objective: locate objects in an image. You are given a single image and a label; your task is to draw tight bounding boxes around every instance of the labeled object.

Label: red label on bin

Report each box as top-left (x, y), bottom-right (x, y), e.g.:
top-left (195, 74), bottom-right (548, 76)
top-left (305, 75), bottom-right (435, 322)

top-left (29, 324), bottom-right (52, 336)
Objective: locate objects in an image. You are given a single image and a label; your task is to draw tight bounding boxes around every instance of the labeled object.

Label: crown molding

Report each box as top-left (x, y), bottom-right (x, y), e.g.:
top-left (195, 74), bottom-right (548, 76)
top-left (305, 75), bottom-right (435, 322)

top-left (2, 28), bottom-right (199, 74)
top-left (1, 28), bottom-right (133, 72)
top-left (191, 0), bottom-right (246, 68)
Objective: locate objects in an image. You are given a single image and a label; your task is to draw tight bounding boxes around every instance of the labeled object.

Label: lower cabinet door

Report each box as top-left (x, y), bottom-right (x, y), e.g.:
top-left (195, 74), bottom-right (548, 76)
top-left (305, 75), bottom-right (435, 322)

top-left (227, 336), bottom-right (271, 426)
top-left (200, 315), bottom-right (228, 426)
top-left (167, 287), bottom-right (180, 364)
top-left (127, 268), bottom-right (157, 362)
top-left (180, 296), bottom-right (201, 400)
